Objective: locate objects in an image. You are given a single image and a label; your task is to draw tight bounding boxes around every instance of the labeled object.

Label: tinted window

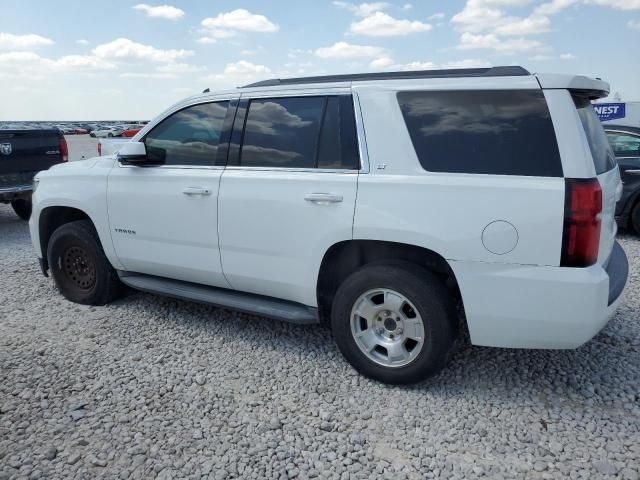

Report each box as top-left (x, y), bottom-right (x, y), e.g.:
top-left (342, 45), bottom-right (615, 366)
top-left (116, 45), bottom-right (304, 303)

top-left (606, 132), bottom-right (640, 158)
top-left (397, 90), bottom-right (563, 177)
top-left (574, 97), bottom-right (616, 174)
top-left (239, 96), bottom-right (358, 169)
top-left (144, 102), bottom-right (228, 166)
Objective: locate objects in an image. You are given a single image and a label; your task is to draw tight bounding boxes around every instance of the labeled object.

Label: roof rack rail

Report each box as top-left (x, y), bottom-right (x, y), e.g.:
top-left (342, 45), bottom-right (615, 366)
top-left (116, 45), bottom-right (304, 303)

top-left (242, 66), bottom-right (530, 88)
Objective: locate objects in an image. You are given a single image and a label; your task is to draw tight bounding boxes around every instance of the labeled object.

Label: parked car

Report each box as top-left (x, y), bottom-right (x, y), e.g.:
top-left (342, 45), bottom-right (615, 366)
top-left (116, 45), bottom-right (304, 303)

top-left (1, 128), bottom-right (68, 220)
top-left (604, 124), bottom-right (640, 233)
top-left (121, 125), bottom-right (144, 137)
top-left (91, 127), bottom-right (123, 138)
top-left (28, 66), bottom-right (628, 384)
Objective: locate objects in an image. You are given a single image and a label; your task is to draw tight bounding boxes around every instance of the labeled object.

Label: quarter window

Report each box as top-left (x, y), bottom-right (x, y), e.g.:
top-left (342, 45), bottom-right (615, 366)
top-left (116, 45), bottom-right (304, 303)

top-left (144, 101), bottom-right (229, 166)
top-left (238, 96), bottom-right (358, 170)
top-left (397, 90), bottom-right (563, 177)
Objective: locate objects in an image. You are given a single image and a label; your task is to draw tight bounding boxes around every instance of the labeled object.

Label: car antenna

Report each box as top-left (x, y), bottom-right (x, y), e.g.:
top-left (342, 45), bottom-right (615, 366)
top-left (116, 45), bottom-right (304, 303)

top-left (202, 88), bottom-right (210, 93)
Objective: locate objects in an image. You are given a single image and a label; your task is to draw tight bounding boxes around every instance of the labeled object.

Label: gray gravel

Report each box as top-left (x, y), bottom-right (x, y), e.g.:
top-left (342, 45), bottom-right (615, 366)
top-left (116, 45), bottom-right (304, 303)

top-left (1, 203), bottom-right (639, 480)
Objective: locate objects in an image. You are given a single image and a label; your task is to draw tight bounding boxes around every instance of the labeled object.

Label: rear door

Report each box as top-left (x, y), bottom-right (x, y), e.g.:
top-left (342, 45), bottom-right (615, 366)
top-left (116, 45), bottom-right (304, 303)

top-left (573, 97), bottom-right (621, 264)
top-left (217, 91), bottom-right (360, 307)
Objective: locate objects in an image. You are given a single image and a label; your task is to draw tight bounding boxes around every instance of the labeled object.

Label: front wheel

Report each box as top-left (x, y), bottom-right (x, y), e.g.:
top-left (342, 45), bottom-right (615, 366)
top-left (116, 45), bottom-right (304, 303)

top-left (47, 220), bottom-right (122, 305)
top-left (331, 262), bottom-right (457, 384)
top-left (11, 197), bottom-right (32, 220)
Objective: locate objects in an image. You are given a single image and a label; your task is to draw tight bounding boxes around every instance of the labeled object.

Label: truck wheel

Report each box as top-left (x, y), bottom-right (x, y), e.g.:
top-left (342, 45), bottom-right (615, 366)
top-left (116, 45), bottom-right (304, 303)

top-left (47, 220), bottom-right (122, 305)
top-left (632, 201), bottom-right (640, 235)
top-left (11, 198), bottom-right (32, 220)
top-left (331, 262), bottom-right (457, 384)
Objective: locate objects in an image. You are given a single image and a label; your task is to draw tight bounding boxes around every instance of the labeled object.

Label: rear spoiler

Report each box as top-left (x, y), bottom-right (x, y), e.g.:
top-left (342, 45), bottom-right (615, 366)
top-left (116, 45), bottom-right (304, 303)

top-left (536, 73), bottom-right (610, 100)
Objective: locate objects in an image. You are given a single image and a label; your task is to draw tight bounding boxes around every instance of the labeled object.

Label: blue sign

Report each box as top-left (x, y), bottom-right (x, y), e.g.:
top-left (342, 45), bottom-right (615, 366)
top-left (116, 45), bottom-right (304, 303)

top-left (594, 103), bottom-right (626, 121)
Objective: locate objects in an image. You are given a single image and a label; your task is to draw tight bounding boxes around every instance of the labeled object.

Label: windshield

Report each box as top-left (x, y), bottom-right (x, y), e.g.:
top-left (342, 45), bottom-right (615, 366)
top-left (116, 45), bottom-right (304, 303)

top-left (574, 96), bottom-right (617, 174)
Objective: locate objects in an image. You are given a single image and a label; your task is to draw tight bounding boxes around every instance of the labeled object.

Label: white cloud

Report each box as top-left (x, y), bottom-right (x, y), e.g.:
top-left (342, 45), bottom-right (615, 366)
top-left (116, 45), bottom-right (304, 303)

top-left (588, 0), bottom-right (640, 9)
top-left (76, 39), bottom-right (90, 46)
top-left (223, 60), bottom-right (271, 75)
top-left (0, 51), bottom-right (115, 78)
top-left (315, 41), bottom-right (386, 58)
top-left (133, 4), bottom-right (185, 20)
top-left (369, 57), bottom-right (491, 71)
top-left (534, 0), bottom-right (579, 15)
top-left (629, 19), bottom-right (640, 29)
top-left (0, 32), bottom-right (53, 50)
top-left (156, 62), bottom-right (205, 74)
top-left (493, 15), bottom-right (550, 35)
top-left (332, 2), bottom-right (390, 16)
top-left (201, 60), bottom-right (272, 88)
top-left (403, 3), bottom-right (413, 10)
top-left (442, 58), bottom-right (492, 68)
top-left (120, 72), bottom-right (175, 79)
top-left (201, 9), bottom-right (279, 36)
top-left (458, 32), bottom-right (544, 52)
top-left (428, 12), bottom-right (446, 20)
top-left (560, 52), bottom-right (576, 59)
top-left (92, 38), bottom-right (193, 63)
top-left (349, 12), bottom-right (432, 36)
top-left (369, 56), bottom-right (395, 68)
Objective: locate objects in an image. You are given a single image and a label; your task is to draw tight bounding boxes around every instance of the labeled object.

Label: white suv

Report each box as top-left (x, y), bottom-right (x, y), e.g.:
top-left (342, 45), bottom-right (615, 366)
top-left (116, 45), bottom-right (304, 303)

top-left (29, 66), bottom-right (629, 384)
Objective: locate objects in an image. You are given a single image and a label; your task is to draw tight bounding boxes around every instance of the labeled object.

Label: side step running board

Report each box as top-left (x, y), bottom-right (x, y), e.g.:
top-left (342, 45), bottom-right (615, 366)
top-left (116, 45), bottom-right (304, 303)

top-left (117, 271), bottom-right (319, 325)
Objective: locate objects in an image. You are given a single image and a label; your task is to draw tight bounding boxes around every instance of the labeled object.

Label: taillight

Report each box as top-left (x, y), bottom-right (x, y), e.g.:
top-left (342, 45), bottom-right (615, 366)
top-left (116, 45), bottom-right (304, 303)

top-left (58, 135), bottom-right (69, 162)
top-left (98, 141), bottom-right (102, 156)
top-left (561, 178), bottom-right (602, 267)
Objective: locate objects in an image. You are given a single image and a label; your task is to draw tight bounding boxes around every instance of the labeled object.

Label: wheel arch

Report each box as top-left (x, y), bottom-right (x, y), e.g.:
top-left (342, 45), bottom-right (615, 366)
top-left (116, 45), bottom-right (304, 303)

top-left (38, 206), bottom-right (95, 272)
top-left (316, 240), bottom-right (467, 333)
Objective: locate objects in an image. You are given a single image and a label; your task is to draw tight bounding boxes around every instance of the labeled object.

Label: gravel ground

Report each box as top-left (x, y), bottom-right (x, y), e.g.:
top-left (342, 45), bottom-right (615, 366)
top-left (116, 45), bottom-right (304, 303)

top-left (0, 204), bottom-right (639, 480)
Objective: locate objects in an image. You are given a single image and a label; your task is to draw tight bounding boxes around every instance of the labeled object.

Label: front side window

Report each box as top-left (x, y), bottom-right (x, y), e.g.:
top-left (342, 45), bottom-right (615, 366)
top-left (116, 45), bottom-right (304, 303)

top-left (606, 132), bottom-right (640, 158)
top-left (397, 90), bottom-right (563, 177)
top-left (238, 96), bottom-right (358, 170)
top-left (144, 101), bottom-right (229, 166)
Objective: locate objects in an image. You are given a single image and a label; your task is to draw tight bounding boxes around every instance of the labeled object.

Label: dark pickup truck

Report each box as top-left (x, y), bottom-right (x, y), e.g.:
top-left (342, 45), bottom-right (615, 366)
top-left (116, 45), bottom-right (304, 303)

top-left (0, 129), bottom-right (68, 220)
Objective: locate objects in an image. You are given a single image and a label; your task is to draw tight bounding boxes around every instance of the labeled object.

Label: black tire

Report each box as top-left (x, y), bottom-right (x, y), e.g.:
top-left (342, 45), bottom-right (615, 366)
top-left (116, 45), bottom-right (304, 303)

top-left (47, 220), bottom-right (122, 305)
top-left (11, 198), bottom-right (32, 220)
top-left (631, 201), bottom-right (640, 235)
top-left (331, 262), bottom-right (457, 385)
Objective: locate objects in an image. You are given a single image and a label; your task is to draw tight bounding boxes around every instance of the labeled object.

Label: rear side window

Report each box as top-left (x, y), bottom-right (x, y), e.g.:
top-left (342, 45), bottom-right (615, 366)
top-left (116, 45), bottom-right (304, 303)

top-left (397, 90), bottom-right (563, 177)
top-left (574, 97), bottom-right (617, 174)
top-left (238, 96), bottom-right (358, 169)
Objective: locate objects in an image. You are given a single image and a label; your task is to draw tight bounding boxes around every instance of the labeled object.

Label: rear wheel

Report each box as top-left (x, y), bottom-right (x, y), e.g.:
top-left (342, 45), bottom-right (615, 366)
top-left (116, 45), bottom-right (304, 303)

top-left (331, 262), bottom-right (457, 384)
top-left (631, 201), bottom-right (640, 235)
top-left (47, 220), bottom-right (122, 305)
top-left (11, 198), bottom-right (32, 220)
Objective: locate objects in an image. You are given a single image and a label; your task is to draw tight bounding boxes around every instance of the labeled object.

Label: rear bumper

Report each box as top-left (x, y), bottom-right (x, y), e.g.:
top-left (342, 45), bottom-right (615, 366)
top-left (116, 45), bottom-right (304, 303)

top-left (450, 242), bottom-right (629, 349)
top-left (0, 184), bottom-right (32, 200)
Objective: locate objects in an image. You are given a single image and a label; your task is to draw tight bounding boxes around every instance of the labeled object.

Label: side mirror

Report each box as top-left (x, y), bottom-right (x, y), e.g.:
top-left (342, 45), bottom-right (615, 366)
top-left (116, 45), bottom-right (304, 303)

top-left (117, 142), bottom-right (158, 166)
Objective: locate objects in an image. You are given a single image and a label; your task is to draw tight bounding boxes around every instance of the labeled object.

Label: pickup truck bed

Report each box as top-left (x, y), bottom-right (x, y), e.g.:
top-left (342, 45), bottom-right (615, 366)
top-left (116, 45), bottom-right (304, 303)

top-left (0, 129), bottom-right (67, 219)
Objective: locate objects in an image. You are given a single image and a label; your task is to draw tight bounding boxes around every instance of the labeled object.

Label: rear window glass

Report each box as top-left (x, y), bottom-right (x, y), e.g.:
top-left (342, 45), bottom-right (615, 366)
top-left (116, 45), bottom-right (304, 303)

top-left (397, 90), bottom-right (563, 177)
top-left (574, 97), bottom-right (617, 174)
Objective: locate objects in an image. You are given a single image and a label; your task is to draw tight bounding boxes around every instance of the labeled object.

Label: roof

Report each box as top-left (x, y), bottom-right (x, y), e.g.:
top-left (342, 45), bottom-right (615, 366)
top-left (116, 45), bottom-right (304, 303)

top-left (241, 66), bottom-right (531, 88)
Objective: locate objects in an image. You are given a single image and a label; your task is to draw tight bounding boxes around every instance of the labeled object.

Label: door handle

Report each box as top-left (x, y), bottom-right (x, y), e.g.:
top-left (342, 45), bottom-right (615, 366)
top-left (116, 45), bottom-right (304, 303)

top-left (304, 193), bottom-right (343, 204)
top-left (626, 169), bottom-right (640, 175)
top-left (182, 187), bottom-right (212, 196)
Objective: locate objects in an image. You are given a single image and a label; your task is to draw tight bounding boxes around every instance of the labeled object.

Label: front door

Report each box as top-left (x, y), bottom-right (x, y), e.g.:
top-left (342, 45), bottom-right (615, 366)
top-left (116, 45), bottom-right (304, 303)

top-left (107, 99), bottom-right (233, 287)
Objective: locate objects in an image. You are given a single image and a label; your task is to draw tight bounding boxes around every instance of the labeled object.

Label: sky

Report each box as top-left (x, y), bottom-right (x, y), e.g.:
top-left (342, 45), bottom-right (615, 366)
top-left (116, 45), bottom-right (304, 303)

top-left (0, 0), bottom-right (639, 120)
